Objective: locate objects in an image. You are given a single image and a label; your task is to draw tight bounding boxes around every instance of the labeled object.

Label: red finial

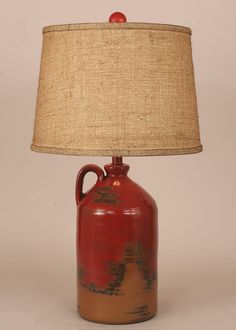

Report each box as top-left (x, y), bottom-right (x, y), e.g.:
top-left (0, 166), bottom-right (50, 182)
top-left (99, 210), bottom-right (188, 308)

top-left (109, 12), bottom-right (127, 23)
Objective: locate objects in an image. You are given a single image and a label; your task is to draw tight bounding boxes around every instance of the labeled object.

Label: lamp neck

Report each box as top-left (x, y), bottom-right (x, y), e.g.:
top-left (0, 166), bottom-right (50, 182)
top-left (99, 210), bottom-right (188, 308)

top-left (105, 157), bottom-right (129, 177)
top-left (112, 157), bottom-right (123, 165)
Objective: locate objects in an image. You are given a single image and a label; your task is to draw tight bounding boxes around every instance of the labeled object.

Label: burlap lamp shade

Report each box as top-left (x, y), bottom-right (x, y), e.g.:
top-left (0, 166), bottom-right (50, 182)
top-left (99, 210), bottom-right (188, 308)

top-left (31, 22), bottom-right (202, 156)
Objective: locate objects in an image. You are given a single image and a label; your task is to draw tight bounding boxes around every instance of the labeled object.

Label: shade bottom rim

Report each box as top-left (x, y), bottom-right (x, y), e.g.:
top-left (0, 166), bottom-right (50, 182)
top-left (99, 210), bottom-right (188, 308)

top-left (31, 144), bottom-right (203, 157)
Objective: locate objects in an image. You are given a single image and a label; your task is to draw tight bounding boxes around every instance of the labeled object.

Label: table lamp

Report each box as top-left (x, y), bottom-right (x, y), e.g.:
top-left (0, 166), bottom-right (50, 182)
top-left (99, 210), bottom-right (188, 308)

top-left (31, 12), bottom-right (202, 324)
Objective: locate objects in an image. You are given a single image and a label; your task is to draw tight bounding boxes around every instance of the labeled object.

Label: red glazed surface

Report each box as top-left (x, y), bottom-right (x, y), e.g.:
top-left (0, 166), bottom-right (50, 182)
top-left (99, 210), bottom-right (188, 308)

top-left (76, 160), bottom-right (158, 324)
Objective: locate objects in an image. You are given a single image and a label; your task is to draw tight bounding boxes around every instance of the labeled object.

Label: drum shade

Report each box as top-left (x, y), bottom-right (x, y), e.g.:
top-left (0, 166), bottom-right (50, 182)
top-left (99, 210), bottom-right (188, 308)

top-left (31, 22), bottom-right (202, 156)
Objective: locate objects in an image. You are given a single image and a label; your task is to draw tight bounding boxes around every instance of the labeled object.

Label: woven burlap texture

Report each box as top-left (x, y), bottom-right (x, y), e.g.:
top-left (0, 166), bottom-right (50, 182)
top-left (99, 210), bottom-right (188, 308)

top-left (31, 22), bottom-right (202, 156)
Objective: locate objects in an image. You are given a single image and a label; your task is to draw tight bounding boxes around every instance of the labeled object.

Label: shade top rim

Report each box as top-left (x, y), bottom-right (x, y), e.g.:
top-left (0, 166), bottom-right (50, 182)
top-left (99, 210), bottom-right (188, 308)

top-left (42, 22), bottom-right (191, 34)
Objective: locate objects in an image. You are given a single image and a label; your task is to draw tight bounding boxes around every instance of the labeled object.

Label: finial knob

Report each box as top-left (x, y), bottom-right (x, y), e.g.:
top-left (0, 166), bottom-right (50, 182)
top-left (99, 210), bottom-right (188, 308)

top-left (109, 12), bottom-right (127, 23)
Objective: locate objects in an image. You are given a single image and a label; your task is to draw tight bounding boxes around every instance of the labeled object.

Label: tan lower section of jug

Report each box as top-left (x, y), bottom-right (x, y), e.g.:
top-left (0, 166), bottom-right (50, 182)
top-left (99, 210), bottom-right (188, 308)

top-left (77, 263), bottom-right (157, 324)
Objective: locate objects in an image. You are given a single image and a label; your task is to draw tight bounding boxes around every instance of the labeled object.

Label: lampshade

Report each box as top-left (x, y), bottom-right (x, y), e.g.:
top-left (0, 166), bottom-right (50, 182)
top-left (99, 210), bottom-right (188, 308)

top-left (31, 22), bottom-right (202, 156)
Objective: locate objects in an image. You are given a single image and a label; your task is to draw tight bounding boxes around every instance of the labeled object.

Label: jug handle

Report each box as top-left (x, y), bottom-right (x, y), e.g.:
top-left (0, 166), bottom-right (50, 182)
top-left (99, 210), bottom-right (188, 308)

top-left (75, 164), bottom-right (105, 205)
